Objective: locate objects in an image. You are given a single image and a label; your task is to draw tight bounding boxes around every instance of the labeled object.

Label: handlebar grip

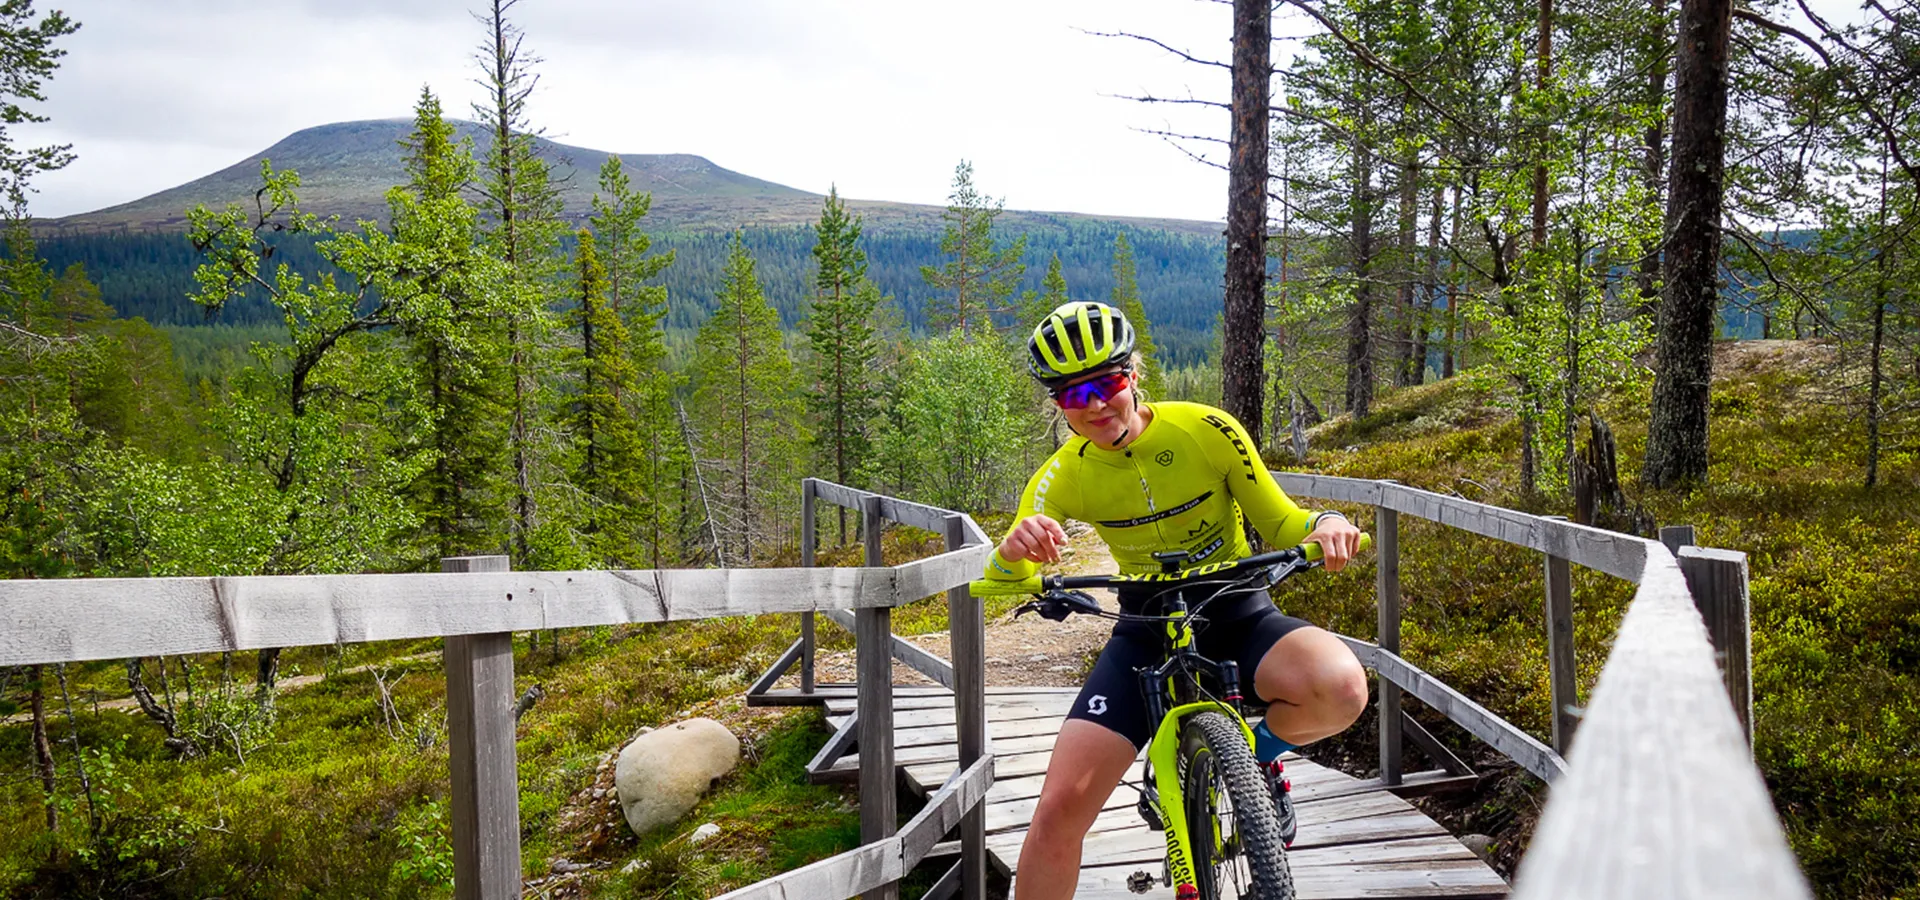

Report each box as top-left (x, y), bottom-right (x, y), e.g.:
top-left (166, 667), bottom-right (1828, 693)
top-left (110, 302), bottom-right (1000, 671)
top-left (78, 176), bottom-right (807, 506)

top-left (969, 576), bottom-right (1043, 597)
top-left (1302, 532), bottom-right (1373, 562)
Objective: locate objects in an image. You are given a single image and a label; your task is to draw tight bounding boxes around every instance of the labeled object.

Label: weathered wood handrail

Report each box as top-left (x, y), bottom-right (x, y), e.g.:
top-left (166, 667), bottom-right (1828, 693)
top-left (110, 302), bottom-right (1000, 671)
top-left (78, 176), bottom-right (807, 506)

top-left (0, 480), bottom-right (995, 900)
top-left (789, 478), bottom-right (993, 900)
top-left (1277, 471), bottom-right (1803, 897)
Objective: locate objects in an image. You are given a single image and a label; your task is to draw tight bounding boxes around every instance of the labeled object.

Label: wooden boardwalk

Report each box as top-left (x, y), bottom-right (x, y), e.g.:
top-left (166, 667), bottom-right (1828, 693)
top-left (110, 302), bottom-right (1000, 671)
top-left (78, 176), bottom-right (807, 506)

top-left (798, 685), bottom-right (1510, 900)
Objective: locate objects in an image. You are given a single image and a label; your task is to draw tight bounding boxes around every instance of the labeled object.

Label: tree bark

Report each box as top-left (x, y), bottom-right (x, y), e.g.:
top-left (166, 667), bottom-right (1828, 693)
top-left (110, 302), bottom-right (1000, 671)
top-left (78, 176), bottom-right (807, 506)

top-left (1639, 0), bottom-right (1671, 315)
top-left (1445, 185), bottom-right (1462, 379)
top-left (1223, 0), bottom-right (1271, 437)
top-left (1643, 0), bottom-right (1733, 489)
top-left (1395, 155), bottom-right (1420, 386)
top-left (1347, 144), bottom-right (1377, 418)
top-left (1533, 0), bottom-right (1555, 249)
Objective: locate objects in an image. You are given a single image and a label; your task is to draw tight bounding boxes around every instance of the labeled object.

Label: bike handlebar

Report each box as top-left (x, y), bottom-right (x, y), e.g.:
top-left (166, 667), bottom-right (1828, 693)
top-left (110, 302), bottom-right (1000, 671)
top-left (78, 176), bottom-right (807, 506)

top-left (968, 533), bottom-right (1372, 598)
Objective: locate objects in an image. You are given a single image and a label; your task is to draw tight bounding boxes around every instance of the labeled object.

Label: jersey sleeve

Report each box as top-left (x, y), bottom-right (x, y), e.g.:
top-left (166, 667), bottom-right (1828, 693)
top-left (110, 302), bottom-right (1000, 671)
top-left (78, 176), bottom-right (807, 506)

top-left (1193, 407), bottom-right (1323, 549)
top-left (983, 452), bottom-right (1075, 582)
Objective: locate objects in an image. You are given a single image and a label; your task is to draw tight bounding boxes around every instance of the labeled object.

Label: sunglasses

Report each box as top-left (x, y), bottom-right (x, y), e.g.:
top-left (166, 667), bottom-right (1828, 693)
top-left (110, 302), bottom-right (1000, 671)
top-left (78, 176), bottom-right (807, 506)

top-left (1050, 370), bottom-right (1132, 410)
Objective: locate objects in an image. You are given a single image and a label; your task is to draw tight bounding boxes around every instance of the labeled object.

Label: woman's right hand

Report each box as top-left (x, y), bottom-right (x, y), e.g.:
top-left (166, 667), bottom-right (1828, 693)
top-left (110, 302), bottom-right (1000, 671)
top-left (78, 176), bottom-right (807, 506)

top-left (999, 514), bottom-right (1069, 564)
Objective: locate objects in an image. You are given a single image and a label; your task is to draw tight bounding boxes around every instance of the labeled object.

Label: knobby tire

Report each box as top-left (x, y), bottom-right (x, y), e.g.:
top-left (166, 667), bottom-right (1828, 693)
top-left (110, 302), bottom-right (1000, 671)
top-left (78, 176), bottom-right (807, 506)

top-left (1180, 711), bottom-right (1294, 900)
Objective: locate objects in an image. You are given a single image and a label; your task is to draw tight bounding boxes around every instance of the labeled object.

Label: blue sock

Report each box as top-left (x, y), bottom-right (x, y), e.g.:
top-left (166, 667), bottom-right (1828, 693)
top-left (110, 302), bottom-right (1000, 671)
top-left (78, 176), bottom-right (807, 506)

top-left (1252, 719), bottom-right (1297, 764)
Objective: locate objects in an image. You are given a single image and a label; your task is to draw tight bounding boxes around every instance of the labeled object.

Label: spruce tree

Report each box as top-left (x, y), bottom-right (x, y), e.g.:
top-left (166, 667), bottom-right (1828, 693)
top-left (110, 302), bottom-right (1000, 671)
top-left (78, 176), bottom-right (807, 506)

top-left (391, 87), bottom-right (509, 563)
top-left (691, 234), bottom-right (803, 564)
top-left (566, 229), bottom-right (644, 564)
top-left (473, 0), bottom-right (564, 566)
top-left (921, 161), bottom-right (1027, 333)
top-left (1110, 233), bottom-right (1164, 396)
top-left (804, 187), bottom-right (881, 544)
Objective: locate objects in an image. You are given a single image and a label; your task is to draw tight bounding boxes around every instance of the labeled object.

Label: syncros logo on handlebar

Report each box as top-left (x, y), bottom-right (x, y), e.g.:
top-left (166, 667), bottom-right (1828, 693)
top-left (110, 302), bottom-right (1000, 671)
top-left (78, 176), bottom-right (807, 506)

top-left (1105, 554), bottom-right (1254, 583)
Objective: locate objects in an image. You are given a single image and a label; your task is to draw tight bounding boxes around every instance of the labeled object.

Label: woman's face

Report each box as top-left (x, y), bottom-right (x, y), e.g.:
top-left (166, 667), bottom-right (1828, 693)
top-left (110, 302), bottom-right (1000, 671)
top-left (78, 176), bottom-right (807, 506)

top-left (1058, 368), bottom-right (1142, 449)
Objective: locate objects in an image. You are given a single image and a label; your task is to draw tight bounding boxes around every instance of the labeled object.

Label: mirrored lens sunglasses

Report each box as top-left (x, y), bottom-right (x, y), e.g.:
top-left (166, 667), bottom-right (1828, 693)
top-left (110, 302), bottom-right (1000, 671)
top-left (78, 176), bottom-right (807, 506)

top-left (1050, 370), bottom-right (1132, 410)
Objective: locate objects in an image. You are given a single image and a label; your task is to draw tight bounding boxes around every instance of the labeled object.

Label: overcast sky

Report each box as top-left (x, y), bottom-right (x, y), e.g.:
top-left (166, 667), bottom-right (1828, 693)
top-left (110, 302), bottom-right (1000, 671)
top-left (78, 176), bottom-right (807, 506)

top-left (21, 0), bottom-right (1250, 222)
top-left (19, 0), bottom-right (1865, 223)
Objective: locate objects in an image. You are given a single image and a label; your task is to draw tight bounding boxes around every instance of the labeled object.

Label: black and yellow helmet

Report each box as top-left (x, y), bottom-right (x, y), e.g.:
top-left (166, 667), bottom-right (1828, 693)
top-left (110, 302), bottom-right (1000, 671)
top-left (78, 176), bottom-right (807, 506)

top-left (1028, 301), bottom-right (1137, 386)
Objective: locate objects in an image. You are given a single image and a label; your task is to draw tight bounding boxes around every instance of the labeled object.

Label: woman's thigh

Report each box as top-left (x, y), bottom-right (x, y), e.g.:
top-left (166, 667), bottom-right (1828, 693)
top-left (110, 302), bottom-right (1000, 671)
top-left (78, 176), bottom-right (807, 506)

top-left (1028, 718), bottom-right (1140, 836)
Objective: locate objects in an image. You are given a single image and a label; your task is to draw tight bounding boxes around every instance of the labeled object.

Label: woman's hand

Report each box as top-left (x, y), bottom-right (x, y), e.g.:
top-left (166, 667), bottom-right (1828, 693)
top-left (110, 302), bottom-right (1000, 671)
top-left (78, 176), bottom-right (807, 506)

top-left (1305, 515), bottom-right (1364, 572)
top-left (1000, 514), bottom-right (1069, 564)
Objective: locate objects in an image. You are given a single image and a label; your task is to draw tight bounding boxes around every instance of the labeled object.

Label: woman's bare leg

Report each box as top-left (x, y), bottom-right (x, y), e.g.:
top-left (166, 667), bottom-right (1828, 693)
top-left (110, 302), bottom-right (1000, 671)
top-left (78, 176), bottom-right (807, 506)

top-left (1014, 719), bottom-right (1138, 899)
top-left (1253, 625), bottom-right (1370, 743)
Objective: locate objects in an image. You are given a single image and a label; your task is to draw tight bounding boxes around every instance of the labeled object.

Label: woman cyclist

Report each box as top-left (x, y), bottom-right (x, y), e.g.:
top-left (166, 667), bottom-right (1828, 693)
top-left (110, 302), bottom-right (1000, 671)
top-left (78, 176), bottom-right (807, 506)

top-left (983, 301), bottom-right (1369, 899)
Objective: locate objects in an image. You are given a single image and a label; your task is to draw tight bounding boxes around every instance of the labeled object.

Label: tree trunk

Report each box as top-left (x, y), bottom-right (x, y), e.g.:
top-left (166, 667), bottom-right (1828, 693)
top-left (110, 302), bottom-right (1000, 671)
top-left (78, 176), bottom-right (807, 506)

top-left (1533, 0), bottom-right (1554, 250)
top-left (1396, 156), bottom-right (1420, 386)
top-left (1445, 185), bottom-right (1462, 379)
top-left (1643, 0), bottom-right (1733, 489)
top-left (1411, 186), bottom-right (1443, 386)
top-left (1866, 154), bottom-right (1891, 490)
top-left (1223, 0), bottom-right (1271, 437)
top-left (1347, 145), bottom-right (1377, 418)
top-left (29, 665), bottom-right (55, 831)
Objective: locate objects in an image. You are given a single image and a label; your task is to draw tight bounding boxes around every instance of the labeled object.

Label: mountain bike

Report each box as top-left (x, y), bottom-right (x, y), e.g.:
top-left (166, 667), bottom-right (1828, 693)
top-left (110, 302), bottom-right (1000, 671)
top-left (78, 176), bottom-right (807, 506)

top-left (973, 536), bottom-right (1369, 900)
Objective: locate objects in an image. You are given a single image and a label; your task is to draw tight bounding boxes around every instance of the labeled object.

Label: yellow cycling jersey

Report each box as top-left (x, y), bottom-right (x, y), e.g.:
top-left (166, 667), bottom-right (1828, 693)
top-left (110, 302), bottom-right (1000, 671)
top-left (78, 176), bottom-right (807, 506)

top-left (985, 401), bottom-right (1335, 582)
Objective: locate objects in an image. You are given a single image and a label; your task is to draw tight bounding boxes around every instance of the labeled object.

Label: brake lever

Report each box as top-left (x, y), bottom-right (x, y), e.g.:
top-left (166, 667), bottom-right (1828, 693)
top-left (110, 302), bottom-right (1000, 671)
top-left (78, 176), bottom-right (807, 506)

top-left (1016, 590), bottom-right (1106, 622)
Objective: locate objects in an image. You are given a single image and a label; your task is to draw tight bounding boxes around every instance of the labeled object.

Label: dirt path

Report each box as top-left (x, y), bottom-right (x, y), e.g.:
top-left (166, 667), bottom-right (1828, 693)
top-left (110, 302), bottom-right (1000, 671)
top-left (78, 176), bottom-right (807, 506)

top-left (812, 521), bottom-right (1118, 689)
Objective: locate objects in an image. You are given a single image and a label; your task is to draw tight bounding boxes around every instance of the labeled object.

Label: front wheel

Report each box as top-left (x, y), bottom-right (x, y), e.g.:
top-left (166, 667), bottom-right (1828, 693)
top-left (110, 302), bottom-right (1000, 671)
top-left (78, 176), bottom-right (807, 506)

top-left (1179, 711), bottom-right (1293, 900)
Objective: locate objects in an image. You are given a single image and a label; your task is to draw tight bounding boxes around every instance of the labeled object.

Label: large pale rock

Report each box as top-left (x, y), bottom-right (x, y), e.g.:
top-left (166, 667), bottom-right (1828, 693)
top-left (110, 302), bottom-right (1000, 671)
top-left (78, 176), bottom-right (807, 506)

top-left (614, 718), bottom-right (741, 836)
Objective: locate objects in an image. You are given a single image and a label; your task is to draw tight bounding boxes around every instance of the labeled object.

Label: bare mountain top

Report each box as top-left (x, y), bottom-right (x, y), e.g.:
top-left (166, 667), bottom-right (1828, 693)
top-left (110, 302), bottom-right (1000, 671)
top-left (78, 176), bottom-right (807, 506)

top-left (47, 119), bottom-right (1222, 237)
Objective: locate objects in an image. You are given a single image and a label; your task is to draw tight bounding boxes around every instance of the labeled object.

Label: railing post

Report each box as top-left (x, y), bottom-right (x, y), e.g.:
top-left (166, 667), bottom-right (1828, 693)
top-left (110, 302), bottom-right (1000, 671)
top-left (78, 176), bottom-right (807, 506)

top-left (1541, 516), bottom-right (1579, 754)
top-left (856, 495), bottom-right (898, 900)
top-left (800, 479), bottom-right (817, 694)
top-left (1375, 501), bottom-right (1402, 786)
top-left (944, 514), bottom-right (987, 900)
top-left (1677, 545), bottom-right (1755, 747)
top-left (441, 555), bottom-right (521, 900)
top-left (1660, 523), bottom-right (1697, 555)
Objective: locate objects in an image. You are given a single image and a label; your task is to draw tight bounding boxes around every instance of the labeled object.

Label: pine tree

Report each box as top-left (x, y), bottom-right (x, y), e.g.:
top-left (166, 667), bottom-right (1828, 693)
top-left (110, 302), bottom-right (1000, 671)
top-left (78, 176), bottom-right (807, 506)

top-left (691, 234), bottom-right (803, 564)
top-left (921, 160), bottom-right (1027, 333)
top-left (804, 187), bottom-right (881, 545)
top-left (1109, 234), bottom-right (1163, 395)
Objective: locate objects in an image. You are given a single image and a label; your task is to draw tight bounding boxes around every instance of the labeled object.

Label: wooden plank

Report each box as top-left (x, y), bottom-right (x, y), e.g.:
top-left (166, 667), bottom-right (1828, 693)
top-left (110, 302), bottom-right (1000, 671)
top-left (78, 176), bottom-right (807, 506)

top-left (806, 712), bottom-right (861, 782)
top-left (1513, 557), bottom-right (1809, 900)
top-left (1542, 516), bottom-right (1579, 754)
top-left (898, 755), bottom-right (995, 869)
top-left (1340, 637), bottom-right (1567, 783)
top-left (944, 512), bottom-right (989, 900)
top-left (827, 732), bottom-right (1062, 778)
top-left (856, 496), bottom-right (897, 900)
top-left (1072, 856), bottom-right (1507, 900)
top-left (834, 700), bottom-right (1071, 731)
top-left (748, 638), bottom-right (805, 696)
top-left (708, 838), bottom-right (903, 900)
top-left (822, 609), bottom-right (956, 689)
top-left (1275, 473), bottom-right (1648, 581)
top-left (1399, 714), bottom-right (1472, 777)
top-left (825, 692), bottom-right (1075, 715)
top-left (893, 545), bottom-right (993, 607)
top-left (810, 479), bottom-right (961, 535)
top-left (989, 790), bottom-right (1413, 856)
top-left (441, 555), bottom-right (520, 900)
top-left (999, 810), bottom-right (1451, 870)
top-left (801, 479), bottom-right (818, 694)
top-left (1659, 524), bottom-right (1696, 555)
top-left (1677, 546), bottom-right (1754, 746)
top-left (0, 564), bottom-right (911, 667)
top-left (1376, 503), bottom-right (1403, 785)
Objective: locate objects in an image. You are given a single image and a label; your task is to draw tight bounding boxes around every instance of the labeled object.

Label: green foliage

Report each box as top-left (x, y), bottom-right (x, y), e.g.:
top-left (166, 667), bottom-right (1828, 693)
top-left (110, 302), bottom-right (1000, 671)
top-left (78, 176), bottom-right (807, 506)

top-left (804, 188), bottom-right (883, 499)
top-left (0, 0), bottom-right (77, 212)
top-left (875, 328), bottom-right (1034, 512)
top-left (1109, 233), bottom-right (1163, 396)
top-left (691, 234), bottom-right (804, 564)
top-left (562, 230), bottom-right (647, 566)
top-left (920, 160), bottom-right (1027, 333)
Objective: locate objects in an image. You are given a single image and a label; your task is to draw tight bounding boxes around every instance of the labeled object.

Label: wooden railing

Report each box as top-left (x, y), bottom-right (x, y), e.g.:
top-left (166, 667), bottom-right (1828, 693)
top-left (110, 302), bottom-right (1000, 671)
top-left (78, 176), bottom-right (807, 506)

top-left (1276, 473), bottom-right (1806, 898)
top-left (0, 480), bottom-right (995, 900)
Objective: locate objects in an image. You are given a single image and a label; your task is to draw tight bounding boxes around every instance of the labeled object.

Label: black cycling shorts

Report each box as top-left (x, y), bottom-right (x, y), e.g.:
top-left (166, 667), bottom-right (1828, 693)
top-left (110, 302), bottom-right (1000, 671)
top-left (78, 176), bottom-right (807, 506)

top-left (1066, 603), bottom-right (1313, 750)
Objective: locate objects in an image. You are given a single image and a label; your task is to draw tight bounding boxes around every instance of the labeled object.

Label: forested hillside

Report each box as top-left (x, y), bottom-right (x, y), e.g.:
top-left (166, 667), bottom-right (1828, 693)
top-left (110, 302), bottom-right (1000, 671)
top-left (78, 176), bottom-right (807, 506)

top-left (28, 221), bottom-right (1230, 365)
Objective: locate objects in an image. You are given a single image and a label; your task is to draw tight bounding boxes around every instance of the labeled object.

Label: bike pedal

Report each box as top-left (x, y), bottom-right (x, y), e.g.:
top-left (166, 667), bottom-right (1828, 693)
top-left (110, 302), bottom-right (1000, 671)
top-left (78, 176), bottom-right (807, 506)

top-left (1126, 870), bottom-right (1156, 894)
